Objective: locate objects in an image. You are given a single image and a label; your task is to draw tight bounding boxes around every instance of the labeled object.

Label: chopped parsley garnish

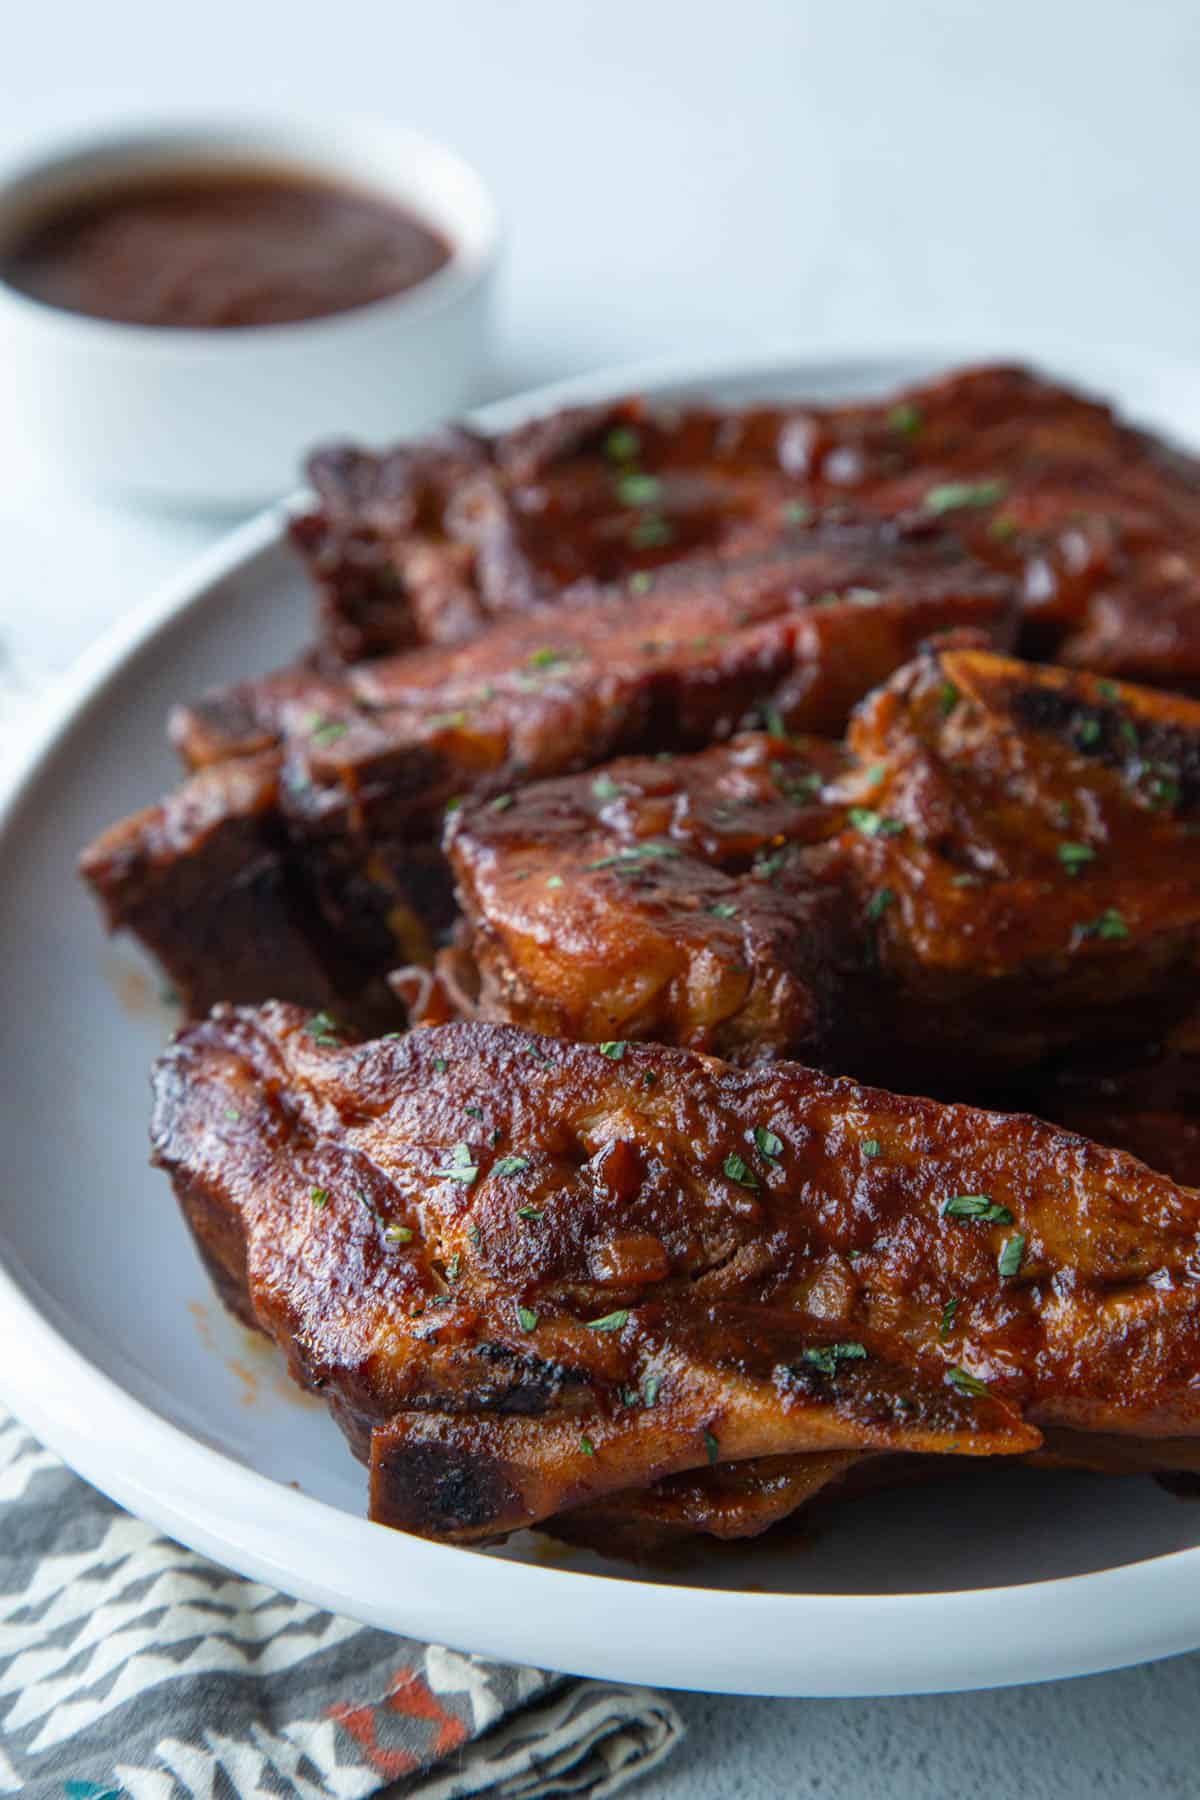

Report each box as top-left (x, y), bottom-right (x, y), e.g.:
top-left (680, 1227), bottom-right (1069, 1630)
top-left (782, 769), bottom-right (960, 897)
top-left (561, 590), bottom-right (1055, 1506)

top-left (923, 479), bottom-right (1007, 515)
top-left (998, 1233), bottom-right (1026, 1278)
top-left (939, 1298), bottom-right (960, 1340)
top-left (524, 1041), bottom-right (552, 1062)
top-left (445, 1253), bottom-right (462, 1283)
top-left (1075, 717), bottom-right (1102, 749)
top-left (438, 1143), bottom-right (479, 1186)
top-left (580, 1434), bottom-right (596, 1456)
top-left (784, 499), bottom-right (812, 524)
top-left (433, 1056), bottom-right (448, 1074)
top-left (493, 1155), bottom-right (530, 1178)
top-left (586, 839), bottom-right (681, 870)
top-left (1057, 841), bottom-right (1096, 875)
top-left (704, 1428), bottom-right (720, 1464)
top-left (866, 887), bottom-right (895, 922)
top-left (599, 1041), bottom-right (628, 1060)
top-left (517, 1205), bottom-right (543, 1221)
top-left (947, 1365), bottom-right (991, 1398)
top-left (723, 1151), bottom-right (759, 1188)
top-left (546, 875), bottom-right (563, 888)
top-left (309, 718), bottom-right (348, 747)
top-left (708, 901), bottom-right (740, 919)
top-left (1073, 908), bottom-right (1130, 946)
top-left (605, 425), bottom-right (641, 463)
top-left (304, 1010), bottom-right (341, 1046)
top-left (849, 807), bottom-right (904, 838)
top-left (586, 1310), bottom-right (630, 1332)
top-left (862, 1138), bottom-right (882, 1158)
top-left (429, 711), bottom-right (467, 730)
top-left (385, 1223), bottom-right (414, 1243)
top-left (801, 1342), bottom-right (868, 1377)
top-left (1097, 679), bottom-right (1120, 701)
top-left (310, 1187), bottom-right (329, 1207)
top-left (517, 1304), bottom-right (539, 1332)
top-left (942, 1194), bottom-right (1014, 1224)
top-left (642, 1374), bottom-right (662, 1407)
top-left (628, 571), bottom-right (654, 595)
top-left (528, 646), bottom-right (565, 669)
top-left (888, 401), bottom-right (922, 437)
top-left (592, 774), bottom-right (622, 801)
top-left (938, 681), bottom-right (959, 717)
top-left (754, 1125), bottom-right (783, 1159)
top-left (752, 847), bottom-right (792, 880)
top-left (616, 471), bottom-right (662, 507)
top-left (489, 792), bottom-right (515, 812)
top-left (223, 1107), bottom-right (241, 1123)
top-left (629, 515), bottom-right (674, 549)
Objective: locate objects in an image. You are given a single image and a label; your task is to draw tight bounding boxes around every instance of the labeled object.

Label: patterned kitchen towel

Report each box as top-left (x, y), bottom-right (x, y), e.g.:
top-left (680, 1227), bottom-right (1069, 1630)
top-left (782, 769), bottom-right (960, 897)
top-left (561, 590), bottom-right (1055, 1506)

top-left (0, 1413), bottom-right (683, 1800)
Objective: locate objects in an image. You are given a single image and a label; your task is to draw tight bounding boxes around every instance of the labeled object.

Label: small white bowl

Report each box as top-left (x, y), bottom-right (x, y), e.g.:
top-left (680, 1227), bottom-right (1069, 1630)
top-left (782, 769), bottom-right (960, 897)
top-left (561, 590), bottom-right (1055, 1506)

top-left (0, 117), bottom-right (499, 508)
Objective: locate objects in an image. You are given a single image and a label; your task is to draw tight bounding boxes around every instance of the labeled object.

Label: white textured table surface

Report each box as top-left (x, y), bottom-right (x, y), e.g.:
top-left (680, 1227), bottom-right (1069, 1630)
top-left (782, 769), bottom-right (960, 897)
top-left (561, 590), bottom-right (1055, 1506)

top-left (4, 1), bottom-right (1200, 1791)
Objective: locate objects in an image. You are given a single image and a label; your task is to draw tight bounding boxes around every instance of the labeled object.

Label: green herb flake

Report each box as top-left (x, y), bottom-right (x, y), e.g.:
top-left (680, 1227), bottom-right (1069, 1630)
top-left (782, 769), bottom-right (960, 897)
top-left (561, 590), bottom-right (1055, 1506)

top-left (939, 1297), bottom-right (960, 1340)
top-left (849, 807), bottom-right (904, 839)
top-left (888, 401), bottom-right (922, 437)
top-left (708, 901), bottom-right (740, 919)
top-left (723, 1151), bottom-right (759, 1188)
top-left (1097, 679), bottom-right (1120, 701)
top-left (616, 471), bottom-right (662, 508)
top-left (998, 1233), bottom-right (1026, 1279)
top-left (937, 681), bottom-right (959, 718)
top-left (517, 1205), bottom-right (543, 1221)
top-left (586, 839), bottom-right (681, 871)
top-left (586, 1309), bottom-right (630, 1332)
top-left (628, 571), bottom-right (654, 595)
top-left (629, 515), bottom-right (674, 549)
top-left (310, 718), bottom-right (348, 747)
top-left (862, 1138), bottom-right (882, 1159)
top-left (923, 479), bottom-right (1007, 515)
top-left (866, 887), bottom-right (896, 922)
top-left (942, 1194), bottom-right (1014, 1224)
top-left (599, 1041), bottom-right (628, 1060)
top-left (385, 1224), bottom-right (414, 1243)
top-left (801, 1342), bottom-right (868, 1377)
top-left (592, 774), bottom-right (622, 801)
top-left (304, 1010), bottom-right (342, 1046)
top-left (704, 1428), bottom-right (720, 1464)
top-left (310, 1186), bottom-right (330, 1208)
top-left (223, 1107), bottom-right (242, 1123)
top-left (438, 1142), bottom-right (479, 1186)
top-left (546, 874), bottom-right (564, 888)
top-left (433, 1056), bottom-right (448, 1074)
top-left (754, 1125), bottom-right (783, 1159)
top-left (605, 425), bottom-right (641, 463)
top-left (1075, 717), bottom-right (1102, 749)
top-left (580, 1434), bottom-right (596, 1456)
top-left (1057, 841), bottom-right (1096, 875)
top-left (988, 514), bottom-right (1019, 540)
top-left (1073, 907), bottom-right (1131, 946)
top-left (494, 1155), bottom-right (530, 1178)
top-left (784, 499), bottom-right (812, 524)
top-left (489, 792), bottom-right (515, 812)
top-left (642, 1374), bottom-right (662, 1407)
top-left (445, 1253), bottom-right (462, 1283)
top-left (528, 647), bottom-right (565, 670)
top-left (947, 1365), bottom-right (991, 1398)
top-left (517, 1304), bottom-right (539, 1332)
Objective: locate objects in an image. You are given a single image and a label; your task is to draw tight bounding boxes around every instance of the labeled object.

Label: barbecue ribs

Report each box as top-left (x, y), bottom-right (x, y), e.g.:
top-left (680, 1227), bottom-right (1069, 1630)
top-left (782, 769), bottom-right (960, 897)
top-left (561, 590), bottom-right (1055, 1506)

top-left (292, 364), bottom-right (1200, 685)
top-left (151, 1004), bottom-right (1200, 1546)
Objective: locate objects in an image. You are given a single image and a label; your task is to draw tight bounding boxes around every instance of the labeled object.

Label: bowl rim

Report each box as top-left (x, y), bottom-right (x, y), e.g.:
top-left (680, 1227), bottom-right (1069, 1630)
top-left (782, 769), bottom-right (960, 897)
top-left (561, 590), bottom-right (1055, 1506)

top-left (0, 111), bottom-right (501, 346)
top-left (6, 340), bottom-right (1200, 1696)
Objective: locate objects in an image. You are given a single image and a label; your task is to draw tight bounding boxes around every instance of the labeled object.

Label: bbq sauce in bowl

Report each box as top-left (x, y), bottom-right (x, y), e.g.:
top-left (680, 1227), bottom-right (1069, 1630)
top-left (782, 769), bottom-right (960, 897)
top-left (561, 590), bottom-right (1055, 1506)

top-left (0, 165), bottom-right (452, 329)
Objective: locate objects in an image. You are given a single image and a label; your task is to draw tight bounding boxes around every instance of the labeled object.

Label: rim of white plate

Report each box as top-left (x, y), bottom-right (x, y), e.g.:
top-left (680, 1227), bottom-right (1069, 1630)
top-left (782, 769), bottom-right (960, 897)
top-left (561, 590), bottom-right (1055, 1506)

top-left (4, 338), bottom-right (1200, 1697)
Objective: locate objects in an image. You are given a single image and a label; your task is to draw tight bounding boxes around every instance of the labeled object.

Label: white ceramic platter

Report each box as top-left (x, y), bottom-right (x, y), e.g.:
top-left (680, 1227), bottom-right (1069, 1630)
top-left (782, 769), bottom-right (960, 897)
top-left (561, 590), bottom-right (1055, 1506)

top-left (7, 347), bottom-right (1200, 1698)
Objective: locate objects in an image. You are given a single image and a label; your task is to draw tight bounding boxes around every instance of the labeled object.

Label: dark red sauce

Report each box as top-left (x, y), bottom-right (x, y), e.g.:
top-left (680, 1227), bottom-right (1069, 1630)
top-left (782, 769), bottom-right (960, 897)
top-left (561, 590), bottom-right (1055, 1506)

top-left (0, 165), bottom-right (452, 329)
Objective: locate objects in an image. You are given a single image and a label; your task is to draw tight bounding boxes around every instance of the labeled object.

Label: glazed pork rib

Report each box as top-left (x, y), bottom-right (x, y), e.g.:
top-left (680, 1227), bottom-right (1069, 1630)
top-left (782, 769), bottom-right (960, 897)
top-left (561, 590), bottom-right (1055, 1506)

top-left (82, 521), bottom-right (1011, 1022)
top-left (446, 642), bottom-right (1200, 1092)
top-left (292, 363), bottom-right (1200, 685)
top-left (151, 1004), bottom-right (1200, 1546)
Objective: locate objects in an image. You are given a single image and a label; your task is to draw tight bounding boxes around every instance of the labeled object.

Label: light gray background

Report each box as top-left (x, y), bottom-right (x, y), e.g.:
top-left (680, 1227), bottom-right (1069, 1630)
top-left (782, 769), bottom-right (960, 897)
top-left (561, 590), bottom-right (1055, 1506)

top-left (2, 2), bottom-right (1200, 1792)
